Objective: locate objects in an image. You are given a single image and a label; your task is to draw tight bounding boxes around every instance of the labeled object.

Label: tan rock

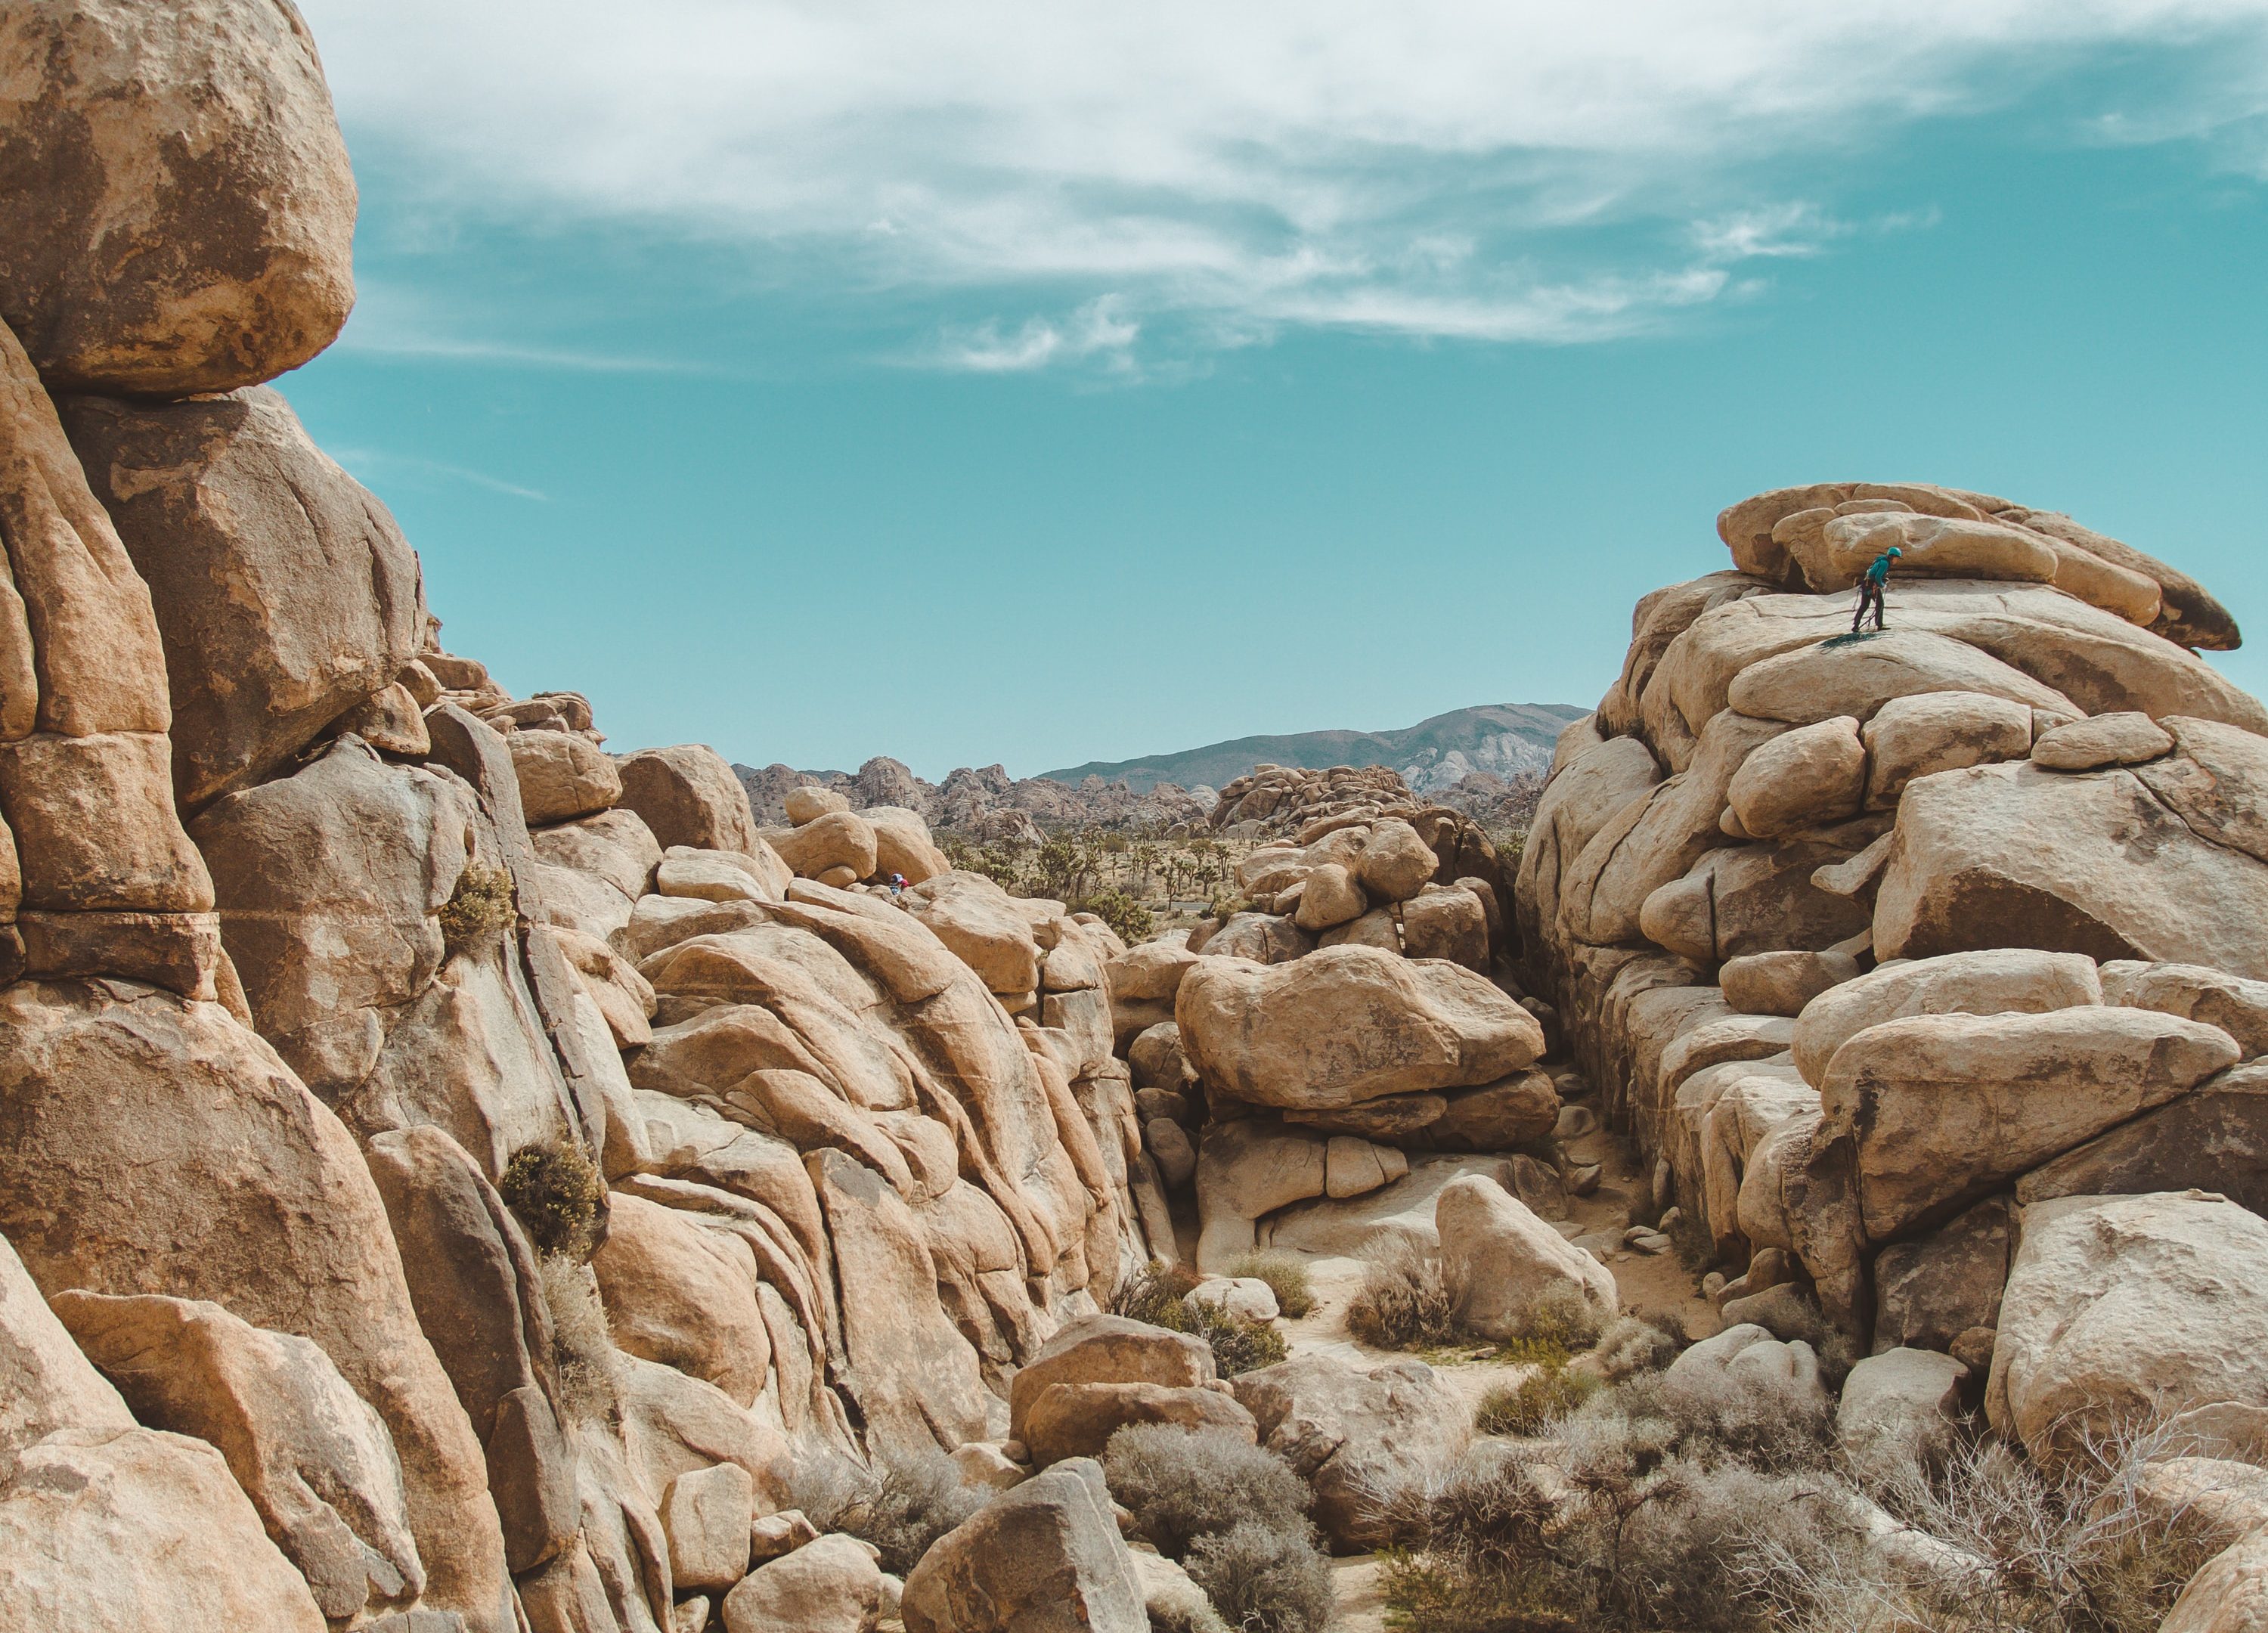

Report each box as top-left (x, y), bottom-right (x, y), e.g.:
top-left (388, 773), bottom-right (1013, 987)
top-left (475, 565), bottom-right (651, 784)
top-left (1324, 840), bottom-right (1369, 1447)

top-left (785, 786), bottom-right (851, 824)
top-left (1872, 1196), bottom-right (2011, 1354)
top-left (53, 1291), bottom-right (423, 1622)
top-left (191, 737), bottom-right (472, 1096)
top-left (1357, 817), bottom-right (1439, 902)
top-left (772, 809), bottom-right (879, 882)
top-left (1792, 947), bottom-right (2105, 1087)
top-left (1989, 1191), bottom-right (2268, 1467)
top-left (1819, 1008), bottom-right (2239, 1238)
top-left (1725, 715), bottom-right (1866, 838)
top-left (1145, 1119), bottom-right (1195, 1188)
top-left (1861, 689), bottom-right (2034, 808)
top-left (662, 1462), bottom-right (754, 1593)
top-left (1999, 504), bottom-right (2240, 652)
top-left (0, 1421), bottom-right (328, 1633)
top-left (335, 683), bottom-right (430, 758)
top-left (1836, 1348), bottom-right (1967, 1483)
top-left (1318, 904), bottom-right (1402, 953)
top-left (2160, 1529), bottom-right (2268, 1633)
top-left (2031, 711), bottom-right (2175, 770)
top-left (1177, 946), bottom-right (1543, 1111)
top-left (2135, 716), bottom-right (2268, 864)
top-left (750, 1506), bottom-right (824, 1560)
top-left (64, 389), bottom-right (426, 807)
top-left (0, 981), bottom-right (513, 1631)
top-left (0, 730), bottom-right (213, 909)
top-left (1715, 950), bottom-right (1853, 1019)
top-left (1427, 1071), bottom-right (1560, 1151)
top-left (1729, 629), bottom-right (2078, 726)
top-left (902, 869), bottom-right (1043, 994)
top-left (1873, 759), bottom-right (2268, 979)
top-left (1401, 882), bottom-right (1490, 968)
top-left (1514, 736), bottom-right (1662, 940)
top-left (1436, 1174), bottom-right (1617, 1340)
top-left (656, 845), bottom-right (786, 905)
top-left (724, 1532), bottom-right (884, 1633)
top-left (1023, 1380), bottom-right (1256, 1467)
top-left (2015, 1059), bottom-right (2268, 1215)
top-left (1640, 832), bottom-right (1874, 962)
top-left (1231, 1354), bottom-right (1471, 1550)
top-left (1214, 910), bottom-right (1320, 965)
top-left (901, 1459), bottom-right (1147, 1633)
top-left (1006, 1314), bottom-right (1216, 1446)
top-left (617, 745), bottom-right (764, 856)
top-left (509, 730), bottom-right (621, 825)
top-left (1107, 940), bottom-right (1200, 1002)
top-left (1325, 1135), bottom-right (1406, 1198)
top-left (864, 804), bottom-right (951, 884)
top-left (593, 1194), bottom-right (774, 1406)
top-left (1194, 1120), bottom-right (1328, 1268)
top-left (1294, 861), bottom-right (1368, 930)
top-left (2099, 960), bottom-right (2268, 1056)
top-left (530, 807), bottom-right (664, 906)
top-left (0, 0), bottom-right (355, 395)
top-left (1796, 512), bottom-right (2059, 592)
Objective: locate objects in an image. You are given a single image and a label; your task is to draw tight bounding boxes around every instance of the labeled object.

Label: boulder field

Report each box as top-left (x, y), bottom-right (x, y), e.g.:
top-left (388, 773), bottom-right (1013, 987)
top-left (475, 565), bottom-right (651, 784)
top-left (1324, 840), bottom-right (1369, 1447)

top-left (2, 5), bottom-right (2267, 1631)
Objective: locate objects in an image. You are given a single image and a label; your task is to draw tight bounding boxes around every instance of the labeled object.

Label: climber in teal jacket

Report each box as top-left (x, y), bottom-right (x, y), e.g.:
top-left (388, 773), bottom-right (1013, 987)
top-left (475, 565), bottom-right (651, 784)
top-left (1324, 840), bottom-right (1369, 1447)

top-left (1853, 545), bottom-right (1901, 634)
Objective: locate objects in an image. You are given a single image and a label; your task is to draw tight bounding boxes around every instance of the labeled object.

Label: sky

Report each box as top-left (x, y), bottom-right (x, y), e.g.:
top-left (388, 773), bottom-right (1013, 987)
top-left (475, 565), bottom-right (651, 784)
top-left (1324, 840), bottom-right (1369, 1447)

top-left (284, 1), bottom-right (2268, 780)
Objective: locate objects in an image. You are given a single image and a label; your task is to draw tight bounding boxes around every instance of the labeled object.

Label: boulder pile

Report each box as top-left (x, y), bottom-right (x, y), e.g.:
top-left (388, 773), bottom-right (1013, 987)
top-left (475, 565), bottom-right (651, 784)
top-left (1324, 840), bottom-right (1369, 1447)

top-left (0, 8), bottom-right (1173, 1631)
top-left (1518, 478), bottom-right (2268, 1411)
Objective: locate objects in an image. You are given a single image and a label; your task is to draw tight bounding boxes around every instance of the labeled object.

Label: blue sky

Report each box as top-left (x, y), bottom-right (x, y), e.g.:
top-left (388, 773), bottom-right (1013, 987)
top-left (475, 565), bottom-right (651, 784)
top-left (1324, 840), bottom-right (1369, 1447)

top-left (286, 2), bottom-right (2268, 779)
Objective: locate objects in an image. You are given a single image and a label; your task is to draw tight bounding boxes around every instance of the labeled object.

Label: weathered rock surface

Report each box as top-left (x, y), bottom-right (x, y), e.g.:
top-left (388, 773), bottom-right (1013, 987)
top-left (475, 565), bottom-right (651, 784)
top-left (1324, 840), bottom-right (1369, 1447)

top-left (1790, 948), bottom-right (2104, 1089)
top-left (64, 389), bottom-right (424, 808)
top-left (902, 1458), bottom-right (1148, 1633)
top-left (1176, 946), bottom-right (1543, 1111)
top-left (1232, 1354), bottom-right (1470, 1549)
top-left (1817, 1007), bottom-right (2239, 1238)
top-left (616, 745), bottom-right (764, 857)
top-left (1436, 1174), bottom-right (1617, 1339)
top-left (0, 0), bottom-right (357, 395)
top-left (723, 1531), bottom-right (883, 1633)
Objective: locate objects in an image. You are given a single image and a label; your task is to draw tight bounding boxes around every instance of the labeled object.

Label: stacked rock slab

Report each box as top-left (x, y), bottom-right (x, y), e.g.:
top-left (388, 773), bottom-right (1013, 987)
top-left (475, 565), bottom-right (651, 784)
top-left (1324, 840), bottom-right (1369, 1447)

top-left (0, 7), bottom-right (1174, 1632)
top-left (1518, 479), bottom-right (2268, 1353)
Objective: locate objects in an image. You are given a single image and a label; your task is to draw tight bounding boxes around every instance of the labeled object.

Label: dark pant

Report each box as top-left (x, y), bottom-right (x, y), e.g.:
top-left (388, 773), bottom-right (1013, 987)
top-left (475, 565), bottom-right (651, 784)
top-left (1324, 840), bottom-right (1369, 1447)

top-left (1853, 581), bottom-right (1885, 633)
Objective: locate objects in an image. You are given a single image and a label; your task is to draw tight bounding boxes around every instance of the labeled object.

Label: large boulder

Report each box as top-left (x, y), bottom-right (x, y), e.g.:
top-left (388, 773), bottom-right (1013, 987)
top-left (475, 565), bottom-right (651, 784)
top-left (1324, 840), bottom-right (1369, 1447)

top-left (190, 736), bottom-right (475, 1098)
top-left (0, 0), bottom-right (356, 395)
top-left (2161, 1530), bottom-right (2268, 1633)
top-left (1988, 1191), bottom-right (2268, 1466)
top-left (1230, 1354), bottom-right (1471, 1549)
top-left (1436, 1174), bottom-right (1617, 1340)
top-left (1176, 945), bottom-right (1544, 1111)
top-left (902, 1458), bottom-right (1148, 1633)
top-left (723, 1532), bottom-right (884, 1633)
top-left (1193, 1120), bottom-right (1328, 1268)
top-left (52, 1290), bottom-right (424, 1624)
top-left (1837, 1348), bottom-right (1966, 1483)
top-left (1790, 948), bottom-right (2104, 1088)
top-left (508, 730), bottom-right (621, 826)
top-left (591, 1193), bottom-right (775, 1408)
top-left (2100, 960), bottom-right (2268, 1058)
top-left (901, 869), bottom-right (1041, 995)
top-left (1007, 1315), bottom-right (1216, 1447)
top-left (616, 745), bottom-right (763, 857)
top-left (1021, 1380), bottom-right (1257, 1467)
top-left (64, 389), bottom-right (424, 809)
top-left (1724, 714), bottom-right (1865, 838)
top-left (1871, 1197), bottom-right (2010, 1354)
top-left (1817, 1007), bottom-right (2239, 1239)
top-left (1873, 759), bottom-right (2268, 980)
top-left (2015, 1060), bottom-right (2268, 1214)
top-left (0, 981), bottom-right (514, 1632)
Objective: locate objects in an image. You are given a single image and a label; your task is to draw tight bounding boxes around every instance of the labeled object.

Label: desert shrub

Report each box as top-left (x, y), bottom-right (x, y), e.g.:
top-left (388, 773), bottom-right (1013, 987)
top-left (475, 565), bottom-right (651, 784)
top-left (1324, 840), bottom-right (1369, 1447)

top-left (785, 1449), bottom-right (985, 1577)
top-left (1184, 1520), bottom-right (1335, 1633)
top-left (1590, 1312), bottom-right (1688, 1383)
top-left (1222, 1250), bottom-right (1315, 1318)
top-left (1475, 1366), bottom-right (1599, 1437)
top-left (1108, 1260), bottom-right (1287, 1377)
top-left (1104, 1423), bottom-right (1313, 1559)
top-left (437, 862), bottom-right (516, 953)
top-left (1344, 1240), bottom-right (1460, 1351)
top-left (538, 1255), bottom-right (619, 1425)
top-left (500, 1139), bottom-right (607, 1260)
top-left (1070, 887), bottom-right (1154, 944)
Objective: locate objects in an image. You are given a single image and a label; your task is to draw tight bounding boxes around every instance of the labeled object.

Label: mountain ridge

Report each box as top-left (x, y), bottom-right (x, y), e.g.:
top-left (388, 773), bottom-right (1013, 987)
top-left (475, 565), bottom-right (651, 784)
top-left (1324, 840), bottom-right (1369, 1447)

top-left (1039, 701), bottom-right (1588, 795)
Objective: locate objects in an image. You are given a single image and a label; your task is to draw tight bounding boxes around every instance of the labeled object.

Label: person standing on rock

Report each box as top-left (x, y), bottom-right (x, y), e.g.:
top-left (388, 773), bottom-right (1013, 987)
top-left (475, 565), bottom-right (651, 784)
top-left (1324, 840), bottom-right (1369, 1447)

top-left (1853, 545), bottom-right (1901, 634)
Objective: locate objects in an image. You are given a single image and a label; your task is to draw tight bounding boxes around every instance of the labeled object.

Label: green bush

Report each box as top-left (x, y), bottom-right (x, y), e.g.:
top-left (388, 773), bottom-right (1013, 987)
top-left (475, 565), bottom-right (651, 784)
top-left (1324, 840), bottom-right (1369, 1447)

top-left (1222, 1250), bottom-right (1315, 1318)
top-left (437, 862), bottom-right (516, 953)
top-left (499, 1139), bottom-right (607, 1260)
top-left (1069, 887), bottom-right (1154, 944)
top-left (1474, 1366), bottom-right (1600, 1437)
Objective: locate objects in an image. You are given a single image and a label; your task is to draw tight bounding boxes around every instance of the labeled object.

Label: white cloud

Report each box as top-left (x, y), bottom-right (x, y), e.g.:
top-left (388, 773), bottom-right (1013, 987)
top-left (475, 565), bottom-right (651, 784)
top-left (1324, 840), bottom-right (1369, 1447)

top-left (299, 0), bottom-right (2268, 361)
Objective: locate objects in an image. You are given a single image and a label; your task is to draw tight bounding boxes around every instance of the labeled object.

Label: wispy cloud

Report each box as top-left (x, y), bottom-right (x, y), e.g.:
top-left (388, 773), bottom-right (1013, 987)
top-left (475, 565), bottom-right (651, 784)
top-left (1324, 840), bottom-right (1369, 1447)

top-left (328, 445), bottom-right (550, 502)
top-left (299, 0), bottom-right (2268, 366)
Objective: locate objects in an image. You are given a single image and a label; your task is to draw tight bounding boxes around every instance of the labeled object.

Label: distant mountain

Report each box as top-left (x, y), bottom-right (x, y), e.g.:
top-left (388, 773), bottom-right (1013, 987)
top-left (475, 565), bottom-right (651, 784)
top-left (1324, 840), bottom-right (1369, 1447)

top-left (1039, 703), bottom-right (1590, 796)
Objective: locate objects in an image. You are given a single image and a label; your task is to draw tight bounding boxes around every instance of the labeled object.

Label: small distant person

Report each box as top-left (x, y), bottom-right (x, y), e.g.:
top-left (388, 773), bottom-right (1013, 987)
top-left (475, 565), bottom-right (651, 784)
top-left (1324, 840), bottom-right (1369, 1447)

top-left (888, 872), bottom-right (909, 900)
top-left (1853, 545), bottom-right (1901, 634)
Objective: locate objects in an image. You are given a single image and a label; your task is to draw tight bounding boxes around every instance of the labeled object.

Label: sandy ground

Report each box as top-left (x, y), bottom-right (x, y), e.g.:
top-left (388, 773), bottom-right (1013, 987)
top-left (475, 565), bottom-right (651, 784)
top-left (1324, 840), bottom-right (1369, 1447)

top-left (1247, 1084), bottom-right (1721, 1628)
